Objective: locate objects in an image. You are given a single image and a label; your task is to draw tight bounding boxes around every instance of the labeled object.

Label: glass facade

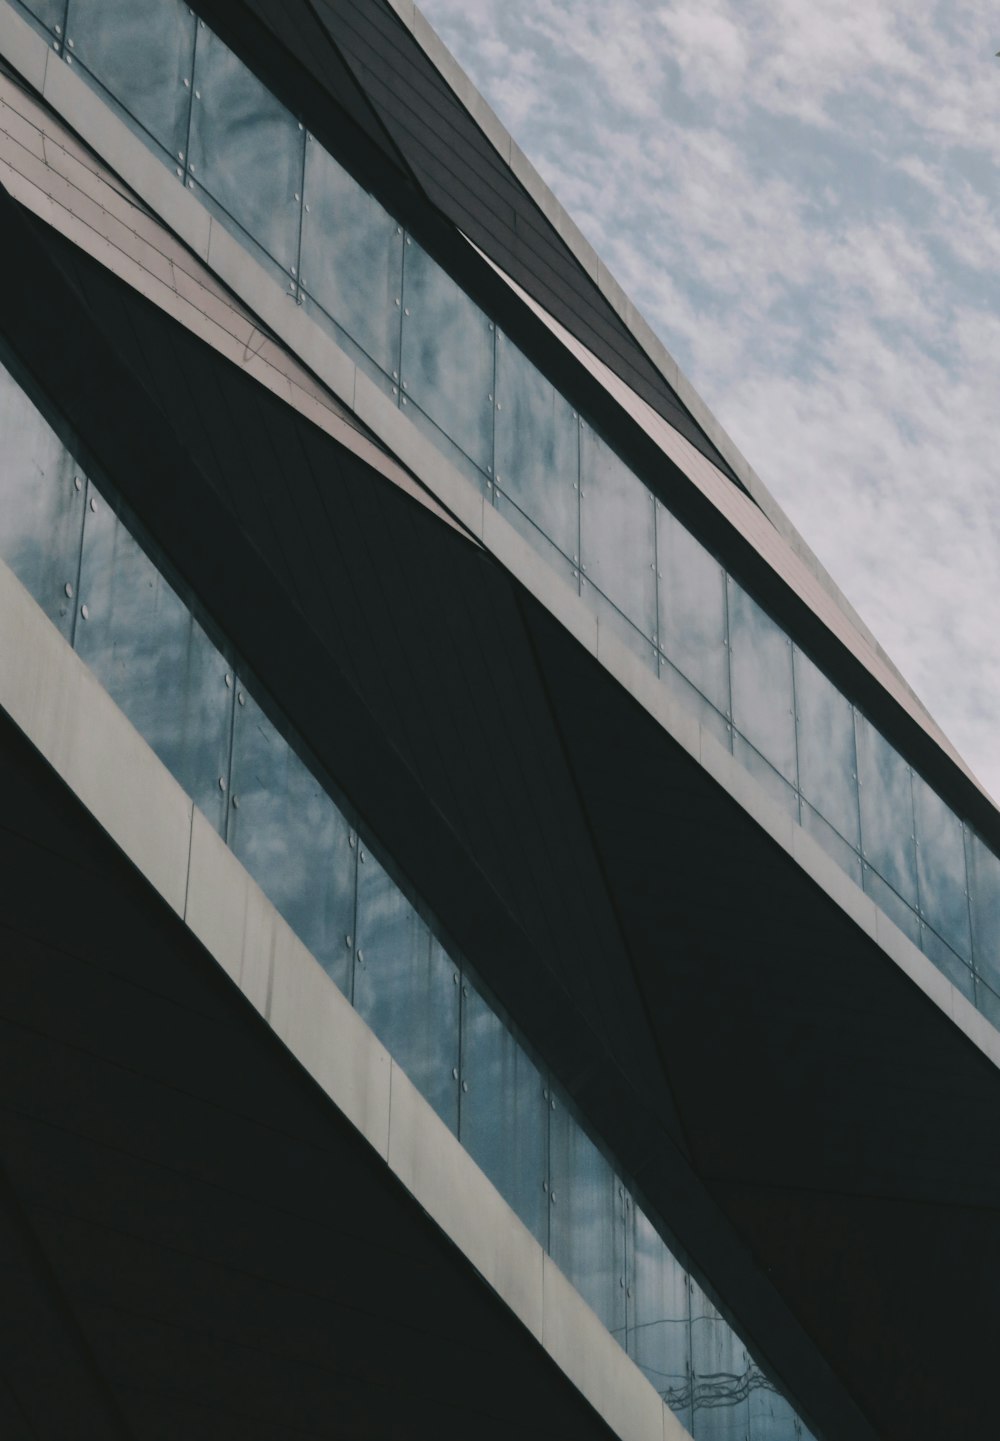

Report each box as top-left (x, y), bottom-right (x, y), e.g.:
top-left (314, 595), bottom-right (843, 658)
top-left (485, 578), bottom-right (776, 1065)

top-left (14, 0), bottom-right (996, 1019)
top-left (0, 350), bottom-right (816, 1437)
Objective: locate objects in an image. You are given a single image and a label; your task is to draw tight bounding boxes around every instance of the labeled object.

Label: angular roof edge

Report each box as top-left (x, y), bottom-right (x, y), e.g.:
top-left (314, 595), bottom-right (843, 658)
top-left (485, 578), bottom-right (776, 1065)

top-left (385, 0), bottom-right (934, 723)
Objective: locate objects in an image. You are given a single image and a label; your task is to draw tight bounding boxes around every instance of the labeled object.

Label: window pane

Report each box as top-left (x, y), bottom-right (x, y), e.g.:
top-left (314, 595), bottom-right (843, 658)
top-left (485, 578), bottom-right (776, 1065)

top-left (690, 1280), bottom-right (749, 1441)
top-left (911, 774), bottom-right (971, 961)
top-left (657, 509), bottom-right (729, 716)
top-left (734, 734), bottom-right (799, 820)
top-left (748, 1373), bottom-right (804, 1441)
top-left (793, 646), bottom-right (859, 846)
top-left (459, 984), bottom-right (547, 1243)
top-left (75, 490), bottom-right (232, 833)
top-left (863, 864), bottom-right (920, 945)
top-left (189, 26), bottom-right (303, 274)
top-left (20, 0), bottom-right (66, 34)
top-left (67, 0), bottom-right (195, 158)
top-left (580, 422), bottom-right (656, 641)
top-left (627, 1204), bottom-right (691, 1429)
top-left (0, 359), bottom-right (85, 640)
top-left (728, 579), bottom-right (797, 783)
top-left (800, 801), bottom-right (863, 886)
top-left (354, 849), bottom-right (459, 1130)
top-left (920, 924), bottom-right (975, 1003)
top-left (856, 714), bottom-right (917, 906)
top-left (549, 1098), bottom-right (626, 1339)
top-left (494, 333), bottom-right (579, 561)
top-left (400, 239), bottom-right (495, 473)
top-left (228, 692), bottom-right (355, 990)
top-left (300, 143), bottom-right (402, 378)
top-left (968, 831), bottom-right (1000, 997)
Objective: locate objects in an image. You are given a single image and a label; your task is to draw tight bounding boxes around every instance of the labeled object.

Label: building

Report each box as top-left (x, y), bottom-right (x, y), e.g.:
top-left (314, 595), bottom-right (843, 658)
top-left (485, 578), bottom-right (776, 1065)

top-left (0, 2), bottom-right (998, 1438)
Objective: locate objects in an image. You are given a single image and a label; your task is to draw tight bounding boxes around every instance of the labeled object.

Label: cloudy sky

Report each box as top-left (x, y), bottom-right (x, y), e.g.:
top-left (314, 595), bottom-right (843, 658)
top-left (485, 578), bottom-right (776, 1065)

top-left (420, 0), bottom-right (1000, 801)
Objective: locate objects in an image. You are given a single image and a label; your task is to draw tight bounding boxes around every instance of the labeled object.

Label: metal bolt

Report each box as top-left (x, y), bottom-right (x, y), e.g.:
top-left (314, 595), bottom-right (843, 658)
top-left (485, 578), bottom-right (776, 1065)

top-left (225, 673), bottom-right (233, 688)
top-left (218, 776), bottom-right (226, 791)
top-left (359, 849), bottom-right (366, 862)
top-left (195, 89), bottom-right (201, 99)
top-left (89, 496), bottom-right (97, 512)
top-left (232, 796), bottom-right (240, 809)
top-left (64, 582), bottom-right (73, 599)
top-left (80, 604), bottom-right (89, 620)
top-left (357, 948), bottom-right (364, 963)
top-left (294, 192), bottom-right (300, 201)
top-left (452, 1067), bottom-right (459, 1080)
top-left (74, 476), bottom-right (82, 491)
top-left (183, 77), bottom-right (190, 87)
top-left (462, 1080), bottom-right (469, 1093)
top-left (237, 692), bottom-right (245, 706)
top-left (345, 934), bottom-right (352, 948)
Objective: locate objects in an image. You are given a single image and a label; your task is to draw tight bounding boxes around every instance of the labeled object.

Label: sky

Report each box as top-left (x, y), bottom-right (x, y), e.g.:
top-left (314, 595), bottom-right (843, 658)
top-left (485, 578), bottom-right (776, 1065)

top-left (419, 0), bottom-right (1000, 801)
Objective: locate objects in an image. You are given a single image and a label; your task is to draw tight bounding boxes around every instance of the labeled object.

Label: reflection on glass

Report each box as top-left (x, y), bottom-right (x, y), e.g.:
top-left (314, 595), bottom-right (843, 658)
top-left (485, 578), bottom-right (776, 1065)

top-left (189, 25), bottom-right (304, 274)
top-left (494, 333), bottom-right (579, 561)
top-left (793, 646), bottom-right (859, 847)
top-left (968, 830), bottom-right (1000, 996)
top-left (549, 1098), bottom-right (625, 1338)
top-left (589, 584), bottom-right (657, 671)
top-left (0, 359), bottom-right (85, 639)
top-left (734, 734), bottom-right (799, 821)
top-left (920, 924), bottom-right (975, 1002)
top-left (863, 864), bottom-right (920, 945)
top-left (355, 850), bottom-right (459, 1130)
top-left (460, 984), bottom-right (547, 1242)
top-left (856, 714), bottom-right (917, 907)
top-left (800, 802), bottom-right (863, 885)
top-left (400, 239), bottom-right (495, 473)
top-left (228, 692), bottom-right (355, 990)
top-left (628, 1205), bottom-right (691, 1429)
top-left (20, 0), bottom-right (66, 33)
top-left (657, 507), bottom-right (730, 717)
top-left (67, 0), bottom-right (196, 158)
top-left (580, 421), bottom-right (656, 641)
top-left (75, 489), bottom-right (232, 832)
top-left (301, 142), bottom-right (403, 377)
top-left (728, 579), bottom-right (796, 783)
top-left (911, 773), bottom-right (971, 960)
top-left (748, 1374), bottom-right (805, 1441)
top-left (690, 1280), bottom-right (749, 1441)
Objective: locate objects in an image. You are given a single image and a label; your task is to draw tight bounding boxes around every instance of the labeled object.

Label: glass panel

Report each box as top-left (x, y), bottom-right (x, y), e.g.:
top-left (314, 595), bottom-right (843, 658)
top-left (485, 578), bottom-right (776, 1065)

top-left (588, 584), bottom-right (657, 671)
top-left (580, 422), bottom-right (656, 641)
top-left (75, 489), bottom-right (232, 833)
top-left (734, 734), bottom-right (799, 821)
top-left (657, 508), bottom-right (730, 716)
top-left (690, 1280), bottom-right (750, 1441)
top-left (920, 924), bottom-right (975, 1002)
top-left (660, 659), bottom-right (733, 753)
top-left (228, 691), bottom-right (355, 990)
top-left (748, 1372), bottom-right (803, 1441)
top-left (793, 646), bottom-right (859, 846)
top-left (67, 0), bottom-right (195, 158)
top-left (19, 0), bottom-right (65, 33)
top-left (354, 849), bottom-right (459, 1130)
top-left (975, 974), bottom-right (1000, 1031)
top-left (459, 984), bottom-right (547, 1242)
top-left (400, 239), bottom-right (495, 473)
top-left (627, 1204), bottom-right (691, 1429)
top-left (495, 492), bottom-right (581, 593)
top-left (0, 359), bottom-right (85, 639)
top-left (300, 143), bottom-right (402, 378)
top-left (863, 864), bottom-right (921, 946)
top-left (549, 1097), bottom-right (626, 1338)
top-left (856, 714), bottom-right (917, 906)
top-left (728, 579), bottom-right (797, 783)
top-left (968, 831), bottom-right (1000, 996)
top-left (910, 773), bottom-right (972, 960)
top-left (800, 801), bottom-right (863, 886)
top-left (494, 333), bottom-right (579, 561)
top-left (189, 25), bottom-right (304, 274)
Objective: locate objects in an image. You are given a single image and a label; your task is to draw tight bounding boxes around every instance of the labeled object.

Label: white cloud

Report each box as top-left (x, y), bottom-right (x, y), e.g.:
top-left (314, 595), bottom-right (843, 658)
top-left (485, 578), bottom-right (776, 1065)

top-left (421, 0), bottom-right (1000, 801)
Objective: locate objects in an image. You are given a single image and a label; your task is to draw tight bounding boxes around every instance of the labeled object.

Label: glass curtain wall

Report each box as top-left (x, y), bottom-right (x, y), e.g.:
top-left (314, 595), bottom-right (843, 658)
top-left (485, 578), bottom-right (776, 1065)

top-left (0, 350), bottom-right (815, 1439)
top-left (13, 0), bottom-right (997, 1019)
